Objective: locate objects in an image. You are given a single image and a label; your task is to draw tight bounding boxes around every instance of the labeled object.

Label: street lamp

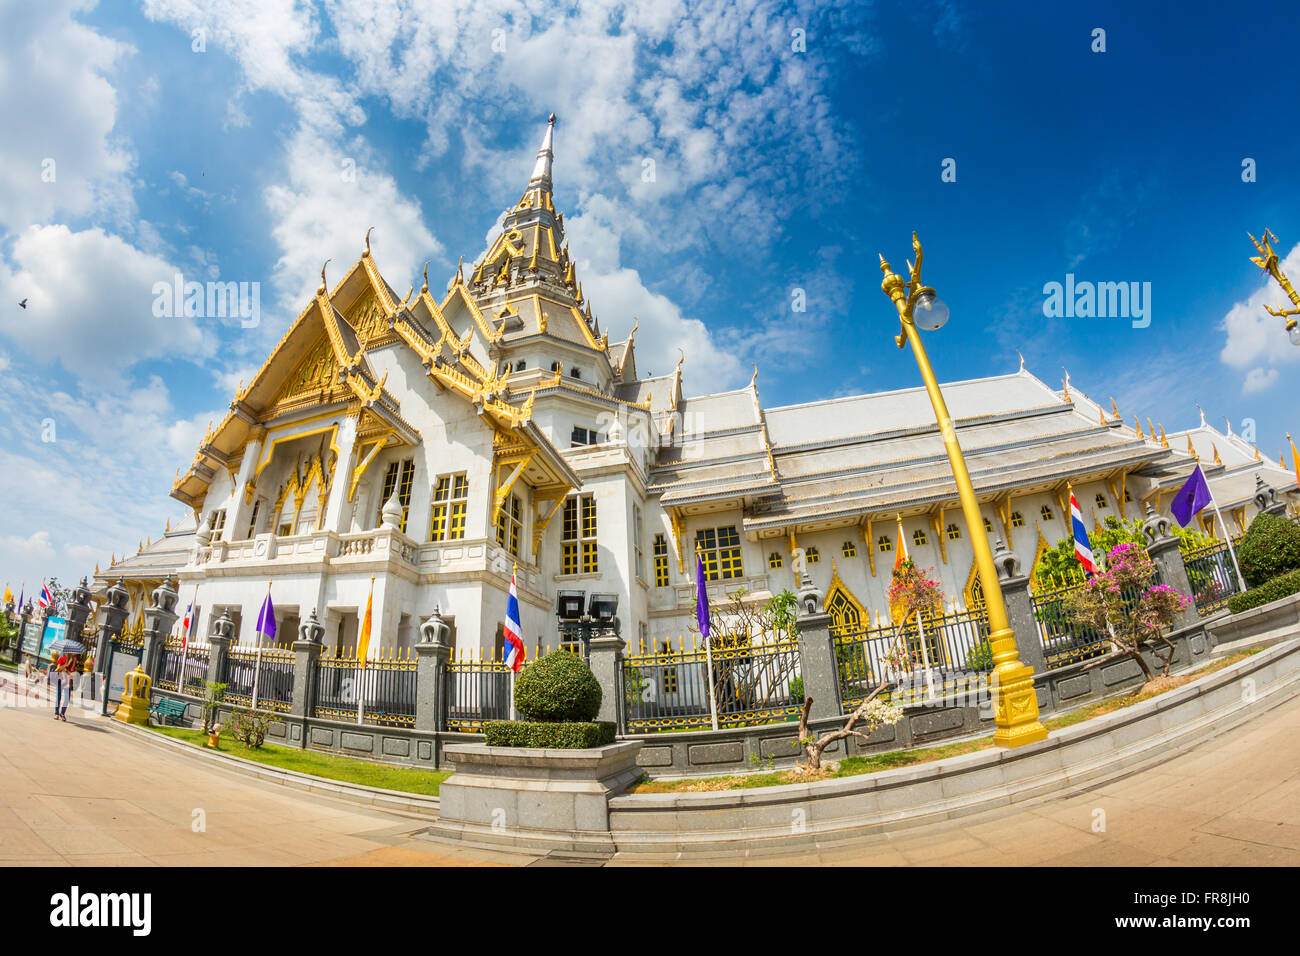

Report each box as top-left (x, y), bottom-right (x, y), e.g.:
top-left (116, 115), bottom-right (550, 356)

top-left (1248, 229), bottom-right (1300, 346)
top-left (879, 233), bottom-right (1047, 748)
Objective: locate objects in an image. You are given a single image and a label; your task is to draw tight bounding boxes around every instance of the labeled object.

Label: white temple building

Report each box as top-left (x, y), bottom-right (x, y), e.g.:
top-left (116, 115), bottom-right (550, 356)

top-left (94, 116), bottom-right (1300, 656)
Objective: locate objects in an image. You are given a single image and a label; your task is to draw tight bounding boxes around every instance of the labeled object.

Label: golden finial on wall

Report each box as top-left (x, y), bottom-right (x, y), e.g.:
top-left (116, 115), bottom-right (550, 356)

top-left (1134, 416), bottom-right (1144, 438)
top-left (1187, 435), bottom-right (1198, 460)
top-left (1110, 396), bottom-right (1120, 418)
top-left (421, 261), bottom-right (430, 294)
top-left (1159, 423), bottom-right (1168, 447)
top-left (319, 259), bottom-right (331, 295)
top-left (364, 226), bottom-right (373, 258)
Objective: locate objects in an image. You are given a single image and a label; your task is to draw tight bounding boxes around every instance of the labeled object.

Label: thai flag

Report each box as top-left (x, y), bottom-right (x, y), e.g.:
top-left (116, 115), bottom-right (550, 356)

top-left (38, 583), bottom-right (53, 610)
top-left (504, 570), bottom-right (526, 673)
top-left (1070, 492), bottom-right (1096, 577)
top-left (181, 601), bottom-right (196, 653)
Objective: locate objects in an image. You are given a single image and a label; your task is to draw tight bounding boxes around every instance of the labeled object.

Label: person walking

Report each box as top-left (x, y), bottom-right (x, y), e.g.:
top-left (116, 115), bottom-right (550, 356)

top-left (49, 654), bottom-right (77, 721)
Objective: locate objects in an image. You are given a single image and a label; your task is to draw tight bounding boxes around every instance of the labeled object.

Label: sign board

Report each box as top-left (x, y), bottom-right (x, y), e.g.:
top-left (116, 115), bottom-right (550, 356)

top-left (107, 650), bottom-right (140, 703)
top-left (40, 617), bottom-right (68, 659)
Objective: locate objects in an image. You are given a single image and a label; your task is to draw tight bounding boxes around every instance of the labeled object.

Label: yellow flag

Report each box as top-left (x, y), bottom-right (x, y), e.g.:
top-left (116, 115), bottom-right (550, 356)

top-left (3, 584), bottom-right (11, 605)
top-left (1290, 434), bottom-right (1300, 499)
top-left (357, 577), bottom-right (374, 665)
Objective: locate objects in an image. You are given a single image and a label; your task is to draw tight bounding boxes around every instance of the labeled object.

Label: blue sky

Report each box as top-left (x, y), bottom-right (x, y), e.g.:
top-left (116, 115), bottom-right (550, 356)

top-left (2, 0), bottom-right (1299, 591)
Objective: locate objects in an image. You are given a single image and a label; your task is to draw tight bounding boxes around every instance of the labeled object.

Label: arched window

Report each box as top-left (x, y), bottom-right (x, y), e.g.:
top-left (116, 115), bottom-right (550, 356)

top-left (1010, 511), bottom-right (1024, 527)
top-left (550, 361), bottom-right (561, 373)
top-left (878, 535), bottom-right (892, 553)
top-left (1040, 505), bottom-right (1054, 521)
top-left (570, 367), bottom-right (582, 379)
top-left (826, 587), bottom-right (862, 635)
top-left (841, 541), bottom-right (857, 558)
top-left (805, 546), bottom-right (820, 564)
top-left (768, 551), bottom-right (783, 569)
top-left (912, 529), bottom-right (927, 547)
top-left (946, 523), bottom-right (961, 540)
top-left (1095, 494), bottom-right (1107, 509)
top-left (515, 359), bottom-right (527, 371)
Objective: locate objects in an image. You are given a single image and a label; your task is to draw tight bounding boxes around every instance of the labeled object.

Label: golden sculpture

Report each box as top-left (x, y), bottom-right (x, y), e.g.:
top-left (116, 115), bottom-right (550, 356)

top-left (1249, 229), bottom-right (1300, 342)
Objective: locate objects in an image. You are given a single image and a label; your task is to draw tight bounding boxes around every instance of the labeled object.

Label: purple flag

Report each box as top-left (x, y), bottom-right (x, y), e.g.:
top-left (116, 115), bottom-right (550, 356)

top-left (255, 591), bottom-right (276, 639)
top-left (695, 553), bottom-right (710, 641)
top-left (1170, 464), bottom-right (1213, 528)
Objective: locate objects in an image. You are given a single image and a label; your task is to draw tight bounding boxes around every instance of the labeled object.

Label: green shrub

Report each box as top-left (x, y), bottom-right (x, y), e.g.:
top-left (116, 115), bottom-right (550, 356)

top-left (513, 650), bottom-right (601, 722)
top-left (1226, 567), bottom-right (1300, 614)
top-left (1238, 514), bottom-right (1300, 588)
top-left (226, 706), bottom-right (278, 749)
top-left (483, 720), bottom-right (617, 749)
top-left (963, 639), bottom-right (995, 672)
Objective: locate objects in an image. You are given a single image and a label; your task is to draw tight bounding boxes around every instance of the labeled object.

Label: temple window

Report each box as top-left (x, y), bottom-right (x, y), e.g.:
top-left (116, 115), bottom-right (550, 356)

top-left (633, 506), bottom-right (644, 580)
top-left (878, 535), bottom-right (892, 553)
top-left (1095, 494), bottom-right (1108, 510)
top-left (571, 426), bottom-right (605, 447)
top-left (1010, 511), bottom-right (1024, 527)
top-left (429, 473), bottom-right (469, 541)
top-left (495, 493), bottom-right (522, 556)
top-left (378, 458), bottom-right (415, 532)
top-left (654, 535), bottom-right (670, 587)
top-left (209, 509), bottom-right (227, 538)
top-left (946, 523), bottom-right (961, 540)
top-left (1040, 505), bottom-right (1054, 522)
top-left (768, 551), bottom-right (783, 569)
top-left (913, 529), bottom-right (927, 547)
top-left (561, 494), bottom-right (598, 574)
top-left (696, 526), bottom-right (744, 580)
top-left (841, 541), bottom-right (857, 558)
top-left (982, 517), bottom-right (993, 532)
top-left (246, 500), bottom-right (261, 539)
top-left (805, 546), bottom-right (820, 565)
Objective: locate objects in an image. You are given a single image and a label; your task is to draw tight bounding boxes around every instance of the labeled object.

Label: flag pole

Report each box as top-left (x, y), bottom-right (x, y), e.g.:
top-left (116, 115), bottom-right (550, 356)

top-left (251, 581), bottom-right (269, 711)
top-left (177, 584), bottom-right (194, 695)
top-left (1208, 490), bottom-right (1248, 592)
top-left (697, 549), bottom-right (720, 732)
top-left (357, 575), bottom-right (374, 725)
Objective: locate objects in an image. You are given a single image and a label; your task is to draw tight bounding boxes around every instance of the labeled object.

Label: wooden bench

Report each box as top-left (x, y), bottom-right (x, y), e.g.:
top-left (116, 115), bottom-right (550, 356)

top-left (150, 696), bottom-right (189, 726)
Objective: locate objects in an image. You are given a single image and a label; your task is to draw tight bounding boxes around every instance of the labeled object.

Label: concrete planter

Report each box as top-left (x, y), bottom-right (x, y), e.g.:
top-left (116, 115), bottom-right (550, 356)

top-left (429, 740), bottom-right (644, 852)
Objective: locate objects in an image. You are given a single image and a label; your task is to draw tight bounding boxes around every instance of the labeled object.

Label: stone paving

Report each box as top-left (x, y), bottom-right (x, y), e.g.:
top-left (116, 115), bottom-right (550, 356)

top-left (2, 671), bottom-right (1297, 867)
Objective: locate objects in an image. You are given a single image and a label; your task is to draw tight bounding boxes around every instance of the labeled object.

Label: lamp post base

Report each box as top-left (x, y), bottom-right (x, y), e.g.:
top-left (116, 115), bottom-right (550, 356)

top-left (989, 629), bottom-right (1049, 748)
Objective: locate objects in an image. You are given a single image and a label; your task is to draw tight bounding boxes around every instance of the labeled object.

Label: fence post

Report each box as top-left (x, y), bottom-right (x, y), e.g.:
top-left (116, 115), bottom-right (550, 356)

top-left (414, 608), bottom-right (451, 733)
top-left (140, 577), bottom-right (180, 681)
top-left (288, 608), bottom-right (324, 747)
top-left (589, 629), bottom-right (626, 732)
top-left (993, 539), bottom-right (1048, 675)
top-left (206, 610), bottom-right (235, 689)
top-left (1141, 504), bottom-right (1200, 630)
top-left (93, 579), bottom-right (130, 677)
top-left (795, 573), bottom-right (841, 721)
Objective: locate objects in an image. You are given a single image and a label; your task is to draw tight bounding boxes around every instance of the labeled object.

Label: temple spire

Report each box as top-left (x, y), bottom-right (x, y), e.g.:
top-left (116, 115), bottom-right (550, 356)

top-left (529, 113), bottom-right (556, 188)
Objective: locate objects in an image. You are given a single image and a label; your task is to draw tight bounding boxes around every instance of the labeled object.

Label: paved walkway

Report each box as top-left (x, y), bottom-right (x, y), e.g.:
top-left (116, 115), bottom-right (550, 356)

top-left (2, 673), bottom-right (1297, 866)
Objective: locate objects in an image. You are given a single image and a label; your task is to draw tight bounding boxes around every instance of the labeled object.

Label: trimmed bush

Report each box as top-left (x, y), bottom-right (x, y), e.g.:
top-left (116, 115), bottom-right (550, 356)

top-left (1238, 514), bottom-right (1300, 588)
top-left (483, 720), bottom-right (617, 749)
top-left (513, 650), bottom-right (601, 722)
top-left (1226, 566), bottom-right (1300, 615)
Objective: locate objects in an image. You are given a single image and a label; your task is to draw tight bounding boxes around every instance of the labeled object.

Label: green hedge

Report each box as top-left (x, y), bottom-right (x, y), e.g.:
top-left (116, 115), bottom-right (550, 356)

top-left (483, 720), bottom-right (617, 749)
top-left (514, 650), bottom-right (601, 722)
top-left (1226, 567), bottom-right (1300, 615)
top-left (1238, 513), bottom-right (1300, 588)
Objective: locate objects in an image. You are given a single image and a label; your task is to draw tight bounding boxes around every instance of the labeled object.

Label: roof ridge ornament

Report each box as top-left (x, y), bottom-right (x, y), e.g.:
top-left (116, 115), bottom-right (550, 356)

top-left (364, 226), bottom-right (373, 258)
top-left (319, 259), bottom-right (331, 296)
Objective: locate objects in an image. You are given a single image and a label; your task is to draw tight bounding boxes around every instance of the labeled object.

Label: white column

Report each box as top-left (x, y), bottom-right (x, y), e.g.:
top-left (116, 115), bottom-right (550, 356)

top-left (322, 417), bottom-right (359, 535)
top-left (225, 435), bottom-right (265, 542)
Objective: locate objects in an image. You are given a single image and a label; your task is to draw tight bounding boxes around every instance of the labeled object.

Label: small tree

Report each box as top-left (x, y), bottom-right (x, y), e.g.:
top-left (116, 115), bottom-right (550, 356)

top-left (200, 681), bottom-right (227, 734)
top-left (797, 636), bottom-right (907, 771)
top-left (687, 588), bottom-right (800, 724)
top-left (1034, 515), bottom-right (1216, 586)
top-left (1062, 542), bottom-right (1192, 684)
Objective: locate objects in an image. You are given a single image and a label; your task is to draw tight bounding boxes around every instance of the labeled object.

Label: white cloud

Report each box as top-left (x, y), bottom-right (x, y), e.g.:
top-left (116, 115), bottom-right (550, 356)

top-left (1219, 241), bottom-right (1300, 390)
top-left (0, 0), bottom-right (135, 232)
top-left (0, 224), bottom-right (211, 389)
top-left (1242, 366), bottom-right (1279, 394)
top-left (264, 126), bottom-right (441, 308)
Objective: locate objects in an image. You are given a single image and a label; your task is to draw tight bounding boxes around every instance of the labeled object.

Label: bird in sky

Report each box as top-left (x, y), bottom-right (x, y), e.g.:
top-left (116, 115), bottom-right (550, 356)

top-left (18, 299), bottom-right (27, 309)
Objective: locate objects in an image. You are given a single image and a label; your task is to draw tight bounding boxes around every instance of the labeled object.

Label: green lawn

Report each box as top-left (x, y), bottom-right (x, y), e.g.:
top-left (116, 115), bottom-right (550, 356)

top-left (144, 724), bottom-right (450, 796)
top-left (630, 648), bottom-right (1262, 794)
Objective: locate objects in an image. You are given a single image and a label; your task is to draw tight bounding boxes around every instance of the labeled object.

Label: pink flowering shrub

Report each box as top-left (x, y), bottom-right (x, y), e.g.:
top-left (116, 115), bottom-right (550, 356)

top-left (1063, 543), bottom-right (1192, 681)
top-left (887, 559), bottom-right (944, 618)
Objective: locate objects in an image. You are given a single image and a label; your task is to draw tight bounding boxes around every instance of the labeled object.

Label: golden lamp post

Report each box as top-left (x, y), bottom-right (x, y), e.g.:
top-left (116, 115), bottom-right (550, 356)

top-left (879, 233), bottom-right (1047, 748)
top-left (1248, 228), bottom-right (1300, 345)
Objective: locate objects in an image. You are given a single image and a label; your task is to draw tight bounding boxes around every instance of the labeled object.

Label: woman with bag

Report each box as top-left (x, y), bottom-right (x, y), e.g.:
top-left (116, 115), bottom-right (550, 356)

top-left (49, 654), bottom-right (77, 721)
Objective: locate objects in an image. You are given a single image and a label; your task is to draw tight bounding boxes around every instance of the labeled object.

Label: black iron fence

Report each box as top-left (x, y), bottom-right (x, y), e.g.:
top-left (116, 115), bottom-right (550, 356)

top-left (313, 650), bottom-right (417, 727)
top-left (622, 635), bottom-right (803, 733)
top-left (834, 607), bottom-right (992, 712)
top-left (1183, 540), bottom-right (1245, 616)
top-left (444, 649), bottom-right (512, 732)
top-left (156, 640), bottom-right (210, 695)
top-left (221, 645), bottom-right (294, 713)
top-left (1031, 571), bottom-right (1163, 668)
